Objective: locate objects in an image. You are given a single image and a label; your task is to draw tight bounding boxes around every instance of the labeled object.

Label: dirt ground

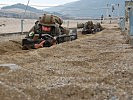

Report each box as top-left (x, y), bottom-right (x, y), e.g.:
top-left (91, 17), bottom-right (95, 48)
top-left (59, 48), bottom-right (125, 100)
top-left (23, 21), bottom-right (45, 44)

top-left (0, 23), bottom-right (133, 100)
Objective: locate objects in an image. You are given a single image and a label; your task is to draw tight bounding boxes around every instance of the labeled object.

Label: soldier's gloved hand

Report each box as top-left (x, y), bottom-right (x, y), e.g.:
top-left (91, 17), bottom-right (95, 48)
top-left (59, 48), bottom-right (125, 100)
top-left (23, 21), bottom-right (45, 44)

top-left (34, 40), bottom-right (45, 49)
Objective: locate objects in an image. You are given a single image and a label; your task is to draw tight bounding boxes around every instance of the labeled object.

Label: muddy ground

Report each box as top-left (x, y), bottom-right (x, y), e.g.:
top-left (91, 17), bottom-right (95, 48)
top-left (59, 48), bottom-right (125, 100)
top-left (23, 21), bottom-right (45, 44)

top-left (0, 23), bottom-right (133, 100)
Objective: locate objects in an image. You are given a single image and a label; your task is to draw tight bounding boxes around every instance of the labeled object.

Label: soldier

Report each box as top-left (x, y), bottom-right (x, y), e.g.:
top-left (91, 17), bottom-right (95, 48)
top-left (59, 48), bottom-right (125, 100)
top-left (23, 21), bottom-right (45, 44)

top-left (109, 14), bottom-right (112, 24)
top-left (101, 15), bottom-right (104, 24)
top-left (22, 14), bottom-right (59, 50)
top-left (22, 14), bottom-right (76, 50)
top-left (82, 21), bottom-right (94, 34)
top-left (93, 22), bottom-right (103, 32)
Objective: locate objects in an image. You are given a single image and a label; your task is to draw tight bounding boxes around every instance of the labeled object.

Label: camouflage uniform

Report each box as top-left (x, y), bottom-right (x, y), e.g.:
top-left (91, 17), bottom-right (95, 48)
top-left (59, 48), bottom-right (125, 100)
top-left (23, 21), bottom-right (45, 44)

top-left (82, 21), bottom-right (94, 34)
top-left (22, 14), bottom-right (73, 50)
top-left (23, 14), bottom-right (61, 49)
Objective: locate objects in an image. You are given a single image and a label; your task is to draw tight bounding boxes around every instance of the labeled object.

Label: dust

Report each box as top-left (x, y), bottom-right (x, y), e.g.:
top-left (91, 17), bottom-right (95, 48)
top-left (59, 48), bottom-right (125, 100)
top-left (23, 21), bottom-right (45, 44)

top-left (0, 40), bottom-right (22, 55)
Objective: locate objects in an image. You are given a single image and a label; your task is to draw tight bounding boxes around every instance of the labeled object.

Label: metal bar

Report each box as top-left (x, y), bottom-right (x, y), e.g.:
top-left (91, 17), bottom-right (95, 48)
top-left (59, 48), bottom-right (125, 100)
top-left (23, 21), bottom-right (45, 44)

top-left (21, 0), bottom-right (30, 34)
top-left (121, 18), bottom-right (125, 32)
top-left (118, 17), bottom-right (125, 32)
top-left (129, 7), bottom-right (133, 36)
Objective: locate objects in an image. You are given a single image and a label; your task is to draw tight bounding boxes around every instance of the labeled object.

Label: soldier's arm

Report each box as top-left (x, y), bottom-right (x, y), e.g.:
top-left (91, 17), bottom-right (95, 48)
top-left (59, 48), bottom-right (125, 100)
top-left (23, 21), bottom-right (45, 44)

top-left (34, 40), bottom-right (45, 49)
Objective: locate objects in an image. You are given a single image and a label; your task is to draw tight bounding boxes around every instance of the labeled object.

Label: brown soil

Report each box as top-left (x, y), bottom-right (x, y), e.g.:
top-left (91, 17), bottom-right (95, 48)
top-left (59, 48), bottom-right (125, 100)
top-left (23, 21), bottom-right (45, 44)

top-left (0, 23), bottom-right (133, 100)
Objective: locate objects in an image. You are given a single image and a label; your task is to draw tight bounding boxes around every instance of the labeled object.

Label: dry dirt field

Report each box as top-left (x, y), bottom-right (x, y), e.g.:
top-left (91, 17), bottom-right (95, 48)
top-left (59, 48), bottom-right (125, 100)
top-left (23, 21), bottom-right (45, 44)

top-left (0, 21), bottom-right (133, 100)
top-left (0, 17), bottom-right (36, 34)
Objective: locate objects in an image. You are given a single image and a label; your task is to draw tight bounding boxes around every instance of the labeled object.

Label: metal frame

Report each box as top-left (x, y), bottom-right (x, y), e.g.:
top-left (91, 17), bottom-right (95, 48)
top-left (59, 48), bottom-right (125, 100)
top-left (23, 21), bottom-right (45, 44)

top-left (118, 17), bottom-right (125, 32)
top-left (129, 6), bottom-right (133, 36)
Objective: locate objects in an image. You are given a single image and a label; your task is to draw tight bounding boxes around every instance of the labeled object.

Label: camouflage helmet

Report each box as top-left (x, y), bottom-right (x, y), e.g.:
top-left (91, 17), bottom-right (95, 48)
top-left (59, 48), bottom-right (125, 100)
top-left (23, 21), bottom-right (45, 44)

top-left (39, 14), bottom-right (63, 26)
top-left (39, 14), bottom-right (55, 26)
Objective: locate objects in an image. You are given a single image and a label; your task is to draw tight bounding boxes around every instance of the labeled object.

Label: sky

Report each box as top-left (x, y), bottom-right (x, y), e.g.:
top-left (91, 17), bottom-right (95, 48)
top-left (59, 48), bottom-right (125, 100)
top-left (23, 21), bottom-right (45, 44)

top-left (0, 0), bottom-right (79, 9)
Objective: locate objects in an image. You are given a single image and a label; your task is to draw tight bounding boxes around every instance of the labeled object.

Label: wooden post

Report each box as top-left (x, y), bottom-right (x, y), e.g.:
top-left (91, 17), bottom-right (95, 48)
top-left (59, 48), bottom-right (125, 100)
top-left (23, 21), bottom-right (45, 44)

top-left (67, 21), bottom-right (69, 28)
top-left (21, 19), bottom-right (24, 34)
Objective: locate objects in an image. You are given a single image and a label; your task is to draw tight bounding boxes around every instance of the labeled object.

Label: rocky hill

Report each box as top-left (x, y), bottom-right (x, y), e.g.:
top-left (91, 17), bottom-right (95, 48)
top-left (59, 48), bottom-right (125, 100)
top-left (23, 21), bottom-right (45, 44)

top-left (2, 3), bottom-right (43, 13)
top-left (0, 3), bottom-right (44, 19)
top-left (0, 3), bottom-right (69, 19)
